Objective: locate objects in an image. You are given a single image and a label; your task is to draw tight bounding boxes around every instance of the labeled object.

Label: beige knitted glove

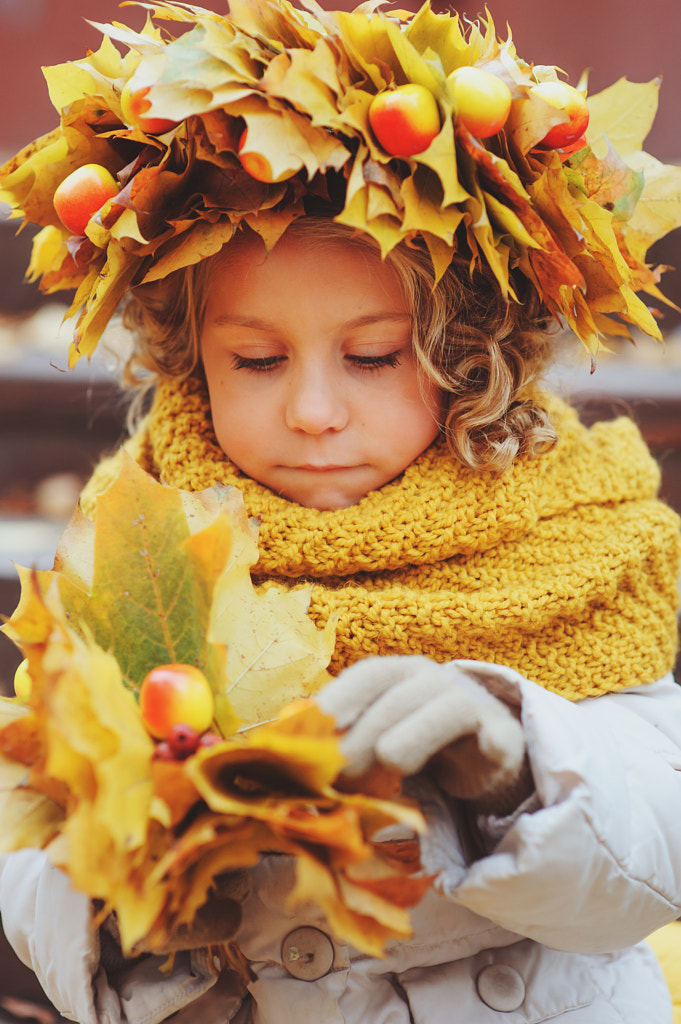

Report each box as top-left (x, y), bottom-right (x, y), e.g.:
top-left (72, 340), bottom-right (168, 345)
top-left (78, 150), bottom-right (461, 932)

top-left (317, 656), bottom-right (532, 815)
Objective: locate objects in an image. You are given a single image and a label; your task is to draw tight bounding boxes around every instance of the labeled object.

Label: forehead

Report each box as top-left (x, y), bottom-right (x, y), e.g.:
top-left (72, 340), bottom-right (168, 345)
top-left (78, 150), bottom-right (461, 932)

top-left (206, 230), bottom-right (409, 316)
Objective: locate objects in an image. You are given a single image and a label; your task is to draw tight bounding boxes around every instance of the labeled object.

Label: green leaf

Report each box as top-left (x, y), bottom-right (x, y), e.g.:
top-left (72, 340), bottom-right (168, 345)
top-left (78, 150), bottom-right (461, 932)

top-left (53, 455), bottom-right (216, 688)
top-left (11, 456), bottom-right (335, 733)
top-left (570, 140), bottom-right (644, 223)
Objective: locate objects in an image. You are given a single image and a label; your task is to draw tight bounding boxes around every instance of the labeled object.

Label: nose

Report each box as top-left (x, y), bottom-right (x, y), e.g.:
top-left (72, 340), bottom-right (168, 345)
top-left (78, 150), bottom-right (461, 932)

top-left (285, 365), bottom-right (349, 434)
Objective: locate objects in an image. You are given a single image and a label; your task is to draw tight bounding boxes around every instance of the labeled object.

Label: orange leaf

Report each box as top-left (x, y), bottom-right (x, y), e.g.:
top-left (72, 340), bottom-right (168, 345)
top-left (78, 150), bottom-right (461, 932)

top-left (0, 715), bottom-right (44, 768)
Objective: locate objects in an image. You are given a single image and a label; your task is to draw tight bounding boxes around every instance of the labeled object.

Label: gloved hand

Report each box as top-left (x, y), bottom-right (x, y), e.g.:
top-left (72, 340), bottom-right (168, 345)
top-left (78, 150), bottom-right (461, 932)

top-left (317, 656), bottom-right (532, 815)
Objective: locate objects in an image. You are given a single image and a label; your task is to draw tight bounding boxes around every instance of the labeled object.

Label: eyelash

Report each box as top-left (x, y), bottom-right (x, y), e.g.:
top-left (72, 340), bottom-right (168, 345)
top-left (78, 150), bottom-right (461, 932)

top-left (231, 352), bottom-right (403, 374)
top-left (350, 351), bottom-right (402, 371)
top-left (232, 355), bottom-right (284, 373)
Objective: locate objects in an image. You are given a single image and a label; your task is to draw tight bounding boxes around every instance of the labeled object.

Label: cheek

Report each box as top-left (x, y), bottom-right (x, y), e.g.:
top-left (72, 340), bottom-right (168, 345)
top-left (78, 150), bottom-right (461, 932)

top-left (204, 377), bottom-right (242, 449)
top-left (208, 383), bottom-right (278, 465)
top-left (362, 387), bottom-right (440, 466)
top-left (212, 400), bottom-right (250, 453)
top-left (418, 378), bottom-right (443, 428)
top-left (393, 380), bottom-right (441, 452)
top-left (388, 372), bottom-right (441, 430)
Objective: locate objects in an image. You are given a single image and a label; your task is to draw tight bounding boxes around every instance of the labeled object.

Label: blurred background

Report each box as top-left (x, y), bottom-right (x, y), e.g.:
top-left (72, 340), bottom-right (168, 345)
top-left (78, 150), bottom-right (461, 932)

top-left (0, 1), bottom-right (680, 1014)
top-left (3, 0), bottom-right (681, 162)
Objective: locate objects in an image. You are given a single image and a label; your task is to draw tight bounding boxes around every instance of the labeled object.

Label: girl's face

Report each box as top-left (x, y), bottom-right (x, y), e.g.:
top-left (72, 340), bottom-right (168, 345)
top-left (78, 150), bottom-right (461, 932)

top-left (200, 231), bottom-right (441, 510)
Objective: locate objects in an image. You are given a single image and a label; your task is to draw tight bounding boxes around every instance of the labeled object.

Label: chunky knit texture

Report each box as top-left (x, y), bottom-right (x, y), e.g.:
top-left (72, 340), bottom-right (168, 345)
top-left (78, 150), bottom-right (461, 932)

top-left (81, 375), bottom-right (681, 699)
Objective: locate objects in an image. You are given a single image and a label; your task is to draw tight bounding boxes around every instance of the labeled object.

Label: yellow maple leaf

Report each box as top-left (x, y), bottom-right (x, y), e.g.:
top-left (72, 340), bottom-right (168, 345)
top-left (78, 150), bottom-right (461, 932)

top-left (43, 35), bottom-right (131, 114)
top-left (587, 77), bottom-right (660, 159)
top-left (0, 699), bottom-right (64, 852)
top-left (622, 152), bottom-right (681, 267)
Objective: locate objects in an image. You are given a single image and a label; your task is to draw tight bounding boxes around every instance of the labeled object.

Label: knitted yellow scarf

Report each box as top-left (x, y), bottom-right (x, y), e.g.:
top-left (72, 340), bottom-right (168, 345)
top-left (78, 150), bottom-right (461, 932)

top-left (82, 375), bottom-right (680, 700)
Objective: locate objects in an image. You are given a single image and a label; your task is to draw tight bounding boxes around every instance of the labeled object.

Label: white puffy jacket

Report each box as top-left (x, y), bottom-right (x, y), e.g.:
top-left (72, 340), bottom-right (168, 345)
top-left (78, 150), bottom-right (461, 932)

top-left (2, 665), bottom-right (681, 1024)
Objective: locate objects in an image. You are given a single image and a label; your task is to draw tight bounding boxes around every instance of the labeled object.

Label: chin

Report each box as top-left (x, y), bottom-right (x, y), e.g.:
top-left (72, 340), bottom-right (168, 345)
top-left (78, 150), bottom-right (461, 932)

top-left (276, 485), bottom-right (361, 510)
top-left (311, 497), bottom-right (357, 511)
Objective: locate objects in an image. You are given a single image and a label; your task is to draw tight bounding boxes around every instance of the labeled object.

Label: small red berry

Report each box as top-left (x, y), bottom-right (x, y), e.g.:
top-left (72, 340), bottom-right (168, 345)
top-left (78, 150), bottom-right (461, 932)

top-left (197, 731), bottom-right (221, 750)
top-left (151, 740), bottom-right (175, 762)
top-left (168, 723), bottom-right (201, 759)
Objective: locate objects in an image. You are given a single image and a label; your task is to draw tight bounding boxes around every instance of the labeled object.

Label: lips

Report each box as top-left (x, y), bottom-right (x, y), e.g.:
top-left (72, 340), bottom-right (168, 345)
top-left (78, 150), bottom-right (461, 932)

top-left (292, 464), bottom-right (353, 472)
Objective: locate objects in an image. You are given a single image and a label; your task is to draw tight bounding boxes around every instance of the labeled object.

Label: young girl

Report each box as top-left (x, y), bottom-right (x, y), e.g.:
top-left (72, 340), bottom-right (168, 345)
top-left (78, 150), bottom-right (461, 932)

top-left (1, 2), bottom-right (681, 1022)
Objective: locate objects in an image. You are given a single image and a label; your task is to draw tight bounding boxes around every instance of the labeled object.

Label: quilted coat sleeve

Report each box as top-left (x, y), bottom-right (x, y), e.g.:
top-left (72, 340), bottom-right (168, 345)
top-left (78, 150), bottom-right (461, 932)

top-left (0, 850), bottom-right (220, 1024)
top-left (428, 668), bottom-right (681, 953)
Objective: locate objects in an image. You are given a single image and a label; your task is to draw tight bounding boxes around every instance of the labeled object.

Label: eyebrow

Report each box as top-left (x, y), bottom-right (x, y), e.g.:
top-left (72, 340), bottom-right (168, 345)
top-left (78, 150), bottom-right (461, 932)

top-left (208, 312), bottom-right (412, 330)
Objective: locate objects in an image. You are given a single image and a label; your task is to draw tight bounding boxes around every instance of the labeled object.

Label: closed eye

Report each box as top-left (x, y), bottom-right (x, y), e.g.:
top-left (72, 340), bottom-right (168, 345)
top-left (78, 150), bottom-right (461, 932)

top-left (347, 351), bottom-right (402, 371)
top-left (232, 354), bottom-right (285, 373)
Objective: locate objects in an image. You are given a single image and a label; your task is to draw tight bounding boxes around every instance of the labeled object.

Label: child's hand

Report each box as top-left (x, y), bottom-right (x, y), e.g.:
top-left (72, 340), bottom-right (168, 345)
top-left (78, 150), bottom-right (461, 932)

top-left (317, 656), bottom-right (531, 815)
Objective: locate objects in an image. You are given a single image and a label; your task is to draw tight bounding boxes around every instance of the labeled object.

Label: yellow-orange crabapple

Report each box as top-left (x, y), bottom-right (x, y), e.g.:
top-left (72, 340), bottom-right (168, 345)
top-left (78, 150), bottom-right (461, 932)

top-left (448, 66), bottom-right (512, 138)
top-left (53, 164), bottom-right (119, 237)
top-left (13, 659), bottom-right (32, 701)
top-left (238, 129), bottom-right (301, 183)
top-left (120, 82), bottom-right (176, 135)
top-left (139, 664), bottom-right (215, 740)
top-left (530, 81), bottom-right (590, 149)
top-left (239, 130), bottom-right (279, 183)
top-left (369, 84), bottom-right (441, 157)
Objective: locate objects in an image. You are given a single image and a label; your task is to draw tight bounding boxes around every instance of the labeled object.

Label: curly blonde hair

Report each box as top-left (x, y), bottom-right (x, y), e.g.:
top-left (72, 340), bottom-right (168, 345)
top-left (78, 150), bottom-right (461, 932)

top-left (121, 218), bottom-right (557, 473)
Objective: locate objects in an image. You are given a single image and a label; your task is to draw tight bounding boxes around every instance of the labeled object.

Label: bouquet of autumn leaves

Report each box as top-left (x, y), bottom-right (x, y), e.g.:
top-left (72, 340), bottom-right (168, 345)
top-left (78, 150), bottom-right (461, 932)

top-left (0, 457), bottom-right (428, 960)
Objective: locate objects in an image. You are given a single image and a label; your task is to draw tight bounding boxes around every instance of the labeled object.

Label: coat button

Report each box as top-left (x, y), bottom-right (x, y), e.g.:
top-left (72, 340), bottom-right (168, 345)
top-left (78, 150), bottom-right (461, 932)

top-left (476, 964), bottom-right (526, 1012)
top-left (281, 927), bottom-right (335, 981)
